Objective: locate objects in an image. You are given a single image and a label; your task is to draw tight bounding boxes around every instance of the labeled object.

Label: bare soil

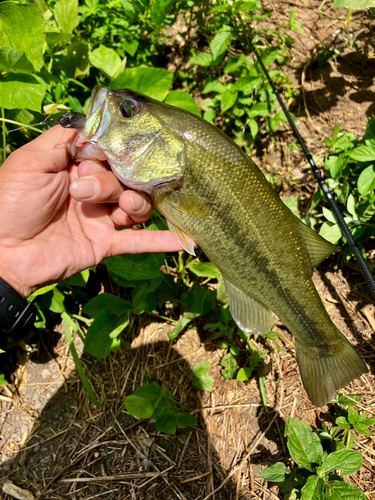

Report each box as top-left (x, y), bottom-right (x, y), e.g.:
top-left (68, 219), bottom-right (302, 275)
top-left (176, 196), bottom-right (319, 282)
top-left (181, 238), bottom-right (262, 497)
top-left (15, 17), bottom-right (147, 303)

top-left (1, 1), bottom-right (375, 499)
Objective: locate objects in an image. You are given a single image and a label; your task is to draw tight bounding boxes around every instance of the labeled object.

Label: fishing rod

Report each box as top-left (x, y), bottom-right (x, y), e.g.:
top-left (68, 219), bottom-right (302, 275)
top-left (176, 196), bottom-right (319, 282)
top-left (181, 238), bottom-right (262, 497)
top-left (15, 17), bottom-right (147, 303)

top-left (245, 33), bottom-right (375, 300)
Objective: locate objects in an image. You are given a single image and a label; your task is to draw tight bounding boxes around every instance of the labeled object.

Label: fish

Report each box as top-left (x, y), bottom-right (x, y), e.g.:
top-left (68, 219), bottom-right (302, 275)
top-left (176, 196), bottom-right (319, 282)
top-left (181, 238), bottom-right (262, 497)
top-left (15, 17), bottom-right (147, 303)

top-left (65, 85), bottom-right (367, 407)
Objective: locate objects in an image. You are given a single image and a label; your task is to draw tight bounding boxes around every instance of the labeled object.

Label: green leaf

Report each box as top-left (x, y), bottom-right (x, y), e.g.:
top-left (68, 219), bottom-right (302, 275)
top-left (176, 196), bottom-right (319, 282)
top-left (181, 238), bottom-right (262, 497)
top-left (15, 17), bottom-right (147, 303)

top-left (0, 48), bottom-right (34, 73)
top-left (221, 352), bottom-right (237, 379)
top-left (321, 449), bottom-right (362, 476)
top-left (0, 74), bottom-right (47, 111)
top-left (28, 284), bottom-right (58, 301)
top-left (83, 293), bottom-right (132, 319)
top-left (204, 108), bottom-right (216, 124)
top-left (188, 261), bottom-right (221, 279)
top-left (132, 277), bottom-right (162, 314)
top-left (202, 80), bottom-right (226, 94)
top-left (319, 222), bottom-right (342, 245)
top-left (155, 414), bottom-right (177, 434)
top-left (0, 373), bottom-right (8, 386)
top-left (335, 416), bottom-right (351, 429)
top-left (153, 387), bottom-right (176, 419)
top-left (364, 416), bottom-right (375, 426)
top-left (247, 118), bottom-right (259, 138)
top-left (258, 462), bottom-right (290, 482)
top-left (104, 253), bottom-right (165, 280)
top-left (237, 367), bottom-right (253, 381)
top-left (301, 475), bottom-right (325, 500)
top-left (260, 48), bottom-right (279, 66)
top-left (190, 360), bottom-right (214, 391)
top-left (111, 67), bottom-right (173, 101)
top-left (210, 30), bottom-right (232, 61)
top-left (326, 480), bottom-right (367, 500)
top-left (49, 288), bottom-right (65, 313)
top-left (247, 102), bottom-right (271, 118)
top-left (53, 41), bottom-right (90, 79)
top-left (190, 52), bottom-right (213, 66)
top-left (181, 283), bottom-right (216, 315)
top-left (150, 0), bottom-right (175, 26)
top-left (347, 407), bottom-right (360, 424)
top-left (164, 91), bottom-right (201, 116)
top-left (168, 312), bottom-right (200, 341)
top-left (0, 3), bottom-right (45, 71)
top-left (123, 39), bottom-right (139, 57)
top-left (357, 165), bottom-right (375, 196)
top-left (285, 418), bottom-right (323, 470)
top-left (221, 89), bottom-right (238, 112)
top-left (353, 422), bottom-right (370, 436)
top-left (54, 0), bottom-right (79, 33)
top-left (124, 382), bottom-right (161, 418)
top-left (334, 0), bottom-right (375, 9)
top-left (176, 413), bottom-right (197, 429)
top-left (83, 309), bottom-right (120, 359)
top-left (89, 45), bottom-right (126, 81)
top-left (232, 76), bottom-right (262, 93)
top-left (348, 145), bottom-right (375, 162)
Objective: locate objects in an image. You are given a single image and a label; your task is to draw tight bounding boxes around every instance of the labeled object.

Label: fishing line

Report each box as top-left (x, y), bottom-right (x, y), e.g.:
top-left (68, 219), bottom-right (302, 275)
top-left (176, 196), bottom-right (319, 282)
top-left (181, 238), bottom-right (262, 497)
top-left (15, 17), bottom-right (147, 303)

top-left (241, 25), bottom-right (375, 299)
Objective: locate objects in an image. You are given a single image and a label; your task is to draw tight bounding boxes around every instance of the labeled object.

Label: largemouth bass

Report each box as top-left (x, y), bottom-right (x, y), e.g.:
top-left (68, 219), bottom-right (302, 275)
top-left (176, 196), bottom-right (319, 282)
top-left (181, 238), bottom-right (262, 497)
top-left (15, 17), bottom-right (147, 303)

top-left (66, 86), bottom-right (367, 406)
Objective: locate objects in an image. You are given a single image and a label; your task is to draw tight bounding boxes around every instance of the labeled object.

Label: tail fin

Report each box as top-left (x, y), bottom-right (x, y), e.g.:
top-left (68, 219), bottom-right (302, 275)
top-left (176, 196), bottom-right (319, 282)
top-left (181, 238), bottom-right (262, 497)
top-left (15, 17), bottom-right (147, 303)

top-left (295, 329), bottom-right (367, 407)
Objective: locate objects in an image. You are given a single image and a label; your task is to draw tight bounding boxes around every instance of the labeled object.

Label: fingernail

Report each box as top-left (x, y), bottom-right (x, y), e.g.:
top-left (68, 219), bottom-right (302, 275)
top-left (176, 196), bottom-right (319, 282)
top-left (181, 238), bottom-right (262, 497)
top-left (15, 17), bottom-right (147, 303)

top-left (71, 178), bottom-right (100, 200)
top-left (128, 191), bottom-right (145, 212)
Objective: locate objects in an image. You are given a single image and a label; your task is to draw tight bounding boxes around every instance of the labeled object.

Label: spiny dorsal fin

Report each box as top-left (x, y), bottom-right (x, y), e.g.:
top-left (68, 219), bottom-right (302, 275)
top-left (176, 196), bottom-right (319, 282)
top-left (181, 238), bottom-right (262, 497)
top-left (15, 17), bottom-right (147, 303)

top-left (224, 279), bottom-right (274, 335)
top-left (297, 219), bottom-right (338, 271)
top-left (167, 220), bottom-right (196, 256)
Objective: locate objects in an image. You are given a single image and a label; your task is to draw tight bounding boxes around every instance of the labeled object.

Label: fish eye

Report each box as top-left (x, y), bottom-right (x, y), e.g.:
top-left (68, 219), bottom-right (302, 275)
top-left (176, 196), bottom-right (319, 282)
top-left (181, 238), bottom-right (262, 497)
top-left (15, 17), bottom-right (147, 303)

top-left (119, 98), bottom-right (140, 118)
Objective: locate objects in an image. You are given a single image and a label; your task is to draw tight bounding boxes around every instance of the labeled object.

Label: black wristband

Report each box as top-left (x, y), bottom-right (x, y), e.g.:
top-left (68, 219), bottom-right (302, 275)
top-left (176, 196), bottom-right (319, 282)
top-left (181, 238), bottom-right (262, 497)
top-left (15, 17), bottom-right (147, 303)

top-left (0, 278), bottom-right (37, 341)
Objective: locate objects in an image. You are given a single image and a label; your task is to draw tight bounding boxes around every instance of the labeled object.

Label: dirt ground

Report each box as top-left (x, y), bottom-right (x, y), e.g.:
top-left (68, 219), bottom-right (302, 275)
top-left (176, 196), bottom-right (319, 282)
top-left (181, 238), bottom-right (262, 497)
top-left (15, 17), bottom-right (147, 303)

top-left (1, 1), bottom-right (375, 499)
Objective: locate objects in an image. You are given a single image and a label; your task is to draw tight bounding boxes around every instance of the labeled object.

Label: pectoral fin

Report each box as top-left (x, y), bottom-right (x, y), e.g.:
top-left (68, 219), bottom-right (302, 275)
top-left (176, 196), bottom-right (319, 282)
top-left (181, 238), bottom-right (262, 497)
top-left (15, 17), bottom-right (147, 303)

top-left (168, 191), bottom-right (226, 220)
top-left (297, 220), bottom-right (338, 272)
top-left (224, 279), bottom-right (274, 335)
top-left (167, 220), bottom-right (196, 256)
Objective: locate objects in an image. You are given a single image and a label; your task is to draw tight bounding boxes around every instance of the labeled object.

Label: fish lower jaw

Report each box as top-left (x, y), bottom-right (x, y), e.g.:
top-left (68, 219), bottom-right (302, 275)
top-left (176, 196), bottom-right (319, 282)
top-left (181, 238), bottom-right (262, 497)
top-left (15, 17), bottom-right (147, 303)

top-left (71, 136), bottom-right (108, 162)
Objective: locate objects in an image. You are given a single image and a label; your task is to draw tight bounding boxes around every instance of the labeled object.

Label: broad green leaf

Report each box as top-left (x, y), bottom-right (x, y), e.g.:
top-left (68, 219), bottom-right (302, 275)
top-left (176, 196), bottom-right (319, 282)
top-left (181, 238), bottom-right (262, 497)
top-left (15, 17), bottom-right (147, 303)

top-left (319, 221), bottom-right (342, 245)
top-left (334, 0), bottom-right (375, 8)
top-left (176, 413), bottom-right (197, 429)
top-left (0, 48), bottom-right (34, 73)
top-left (83, 309), bottom-right (119, 359)
top-left (181, 283), bottom-right (216, 315)
top-left (258, 462), bottom-right (290, 482)
top-left (221, 89), bottom-right (238, 112)
top-left (111, 67), bottom-right (173, 101)
top-left (123, 39), bottom-right (139, 56)
top-left (54, 0), bottom-right (79, 33)
top-left (232, 76), bottom-right (262, 92)
top-left (49, 288), bottom-right (66, 313)
top-left (0, 74), bottom-right (47, 112)
top-left (190, 52), bottom-right (213, 66)
top-left (153, 387), bottom-right (176, 419)
top-left (247, 118), bottom-right (259, 138)
top-left (156, 414), bottom-right (177, 434)
top-left (285, 418), bottom-right (323, 470)
top-left (301, 475), bottom-right (325, 500)
top-left (53, 41), bottom-right (90, 79)
top-left (83, 293), bottom-right (132, 319)
top-left (348, 407), bottom-right (360, 424)
top-left (124, 382), bottom-right (161, 418)
top-left (348, 145), bottom-right (375, 162)
top-left (235, 0), bottom-right (261, 11)
top-left (168, 312), bottom-right (200, 341)
top-left (0, 373), bottom-right (8, 386)
top-left (150, 0), bottom-right (175, 26)
top-left (190, 360), bottom-right (214, 391)
top-left (202, 80), bottom-right (226, 94)
top-left (357, 165), bottom-right (375, 196)
top-left (247, 102), bottom-right (271, 118)
top-left (335, 416), bottom-right (351, 429)
top-left (321, 449), bottom-right (362, 476)
top-left (260, 48), bottom-right (279, 66)
top-left (0, 3), bottom-right (44, 71)
top-left (132, 276), bottom-right (162, 314)
top-left (237, 367), bottom-right (253, 381)
top-left (353, 422), bottom-right (370, 436)
top-left (89, 45), bottom-right (126, 81)
top-left (323, 207), bottom-right (337, 223)
top-left (221, 352), bottom-right (237, 379)
top-left (210, 30), bottom-right (232, 61)
top-left (164, 91), bottom-right (201, 116)
top-left (188, 261), bottom-right (221, 278)
top-left (326, 480), bottom-right (367, 500)
top-left (28, 284), bottom-right (58, 301)
top-left (104, 253), bottom-right (165, 280)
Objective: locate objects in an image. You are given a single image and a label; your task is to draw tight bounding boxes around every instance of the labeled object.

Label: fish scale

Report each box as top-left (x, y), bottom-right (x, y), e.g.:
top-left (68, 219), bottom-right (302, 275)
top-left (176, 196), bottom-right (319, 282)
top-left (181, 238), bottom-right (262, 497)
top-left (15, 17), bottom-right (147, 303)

top-left (68, 86), bottom-right (367, 407)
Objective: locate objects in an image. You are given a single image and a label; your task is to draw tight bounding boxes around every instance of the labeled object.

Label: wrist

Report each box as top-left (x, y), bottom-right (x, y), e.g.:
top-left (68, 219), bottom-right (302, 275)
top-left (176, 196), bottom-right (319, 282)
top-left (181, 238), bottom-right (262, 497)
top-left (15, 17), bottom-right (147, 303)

top-left (0, 278), bottom-right (37, 340)
top-left (0, 268), bottom-right (33, 299)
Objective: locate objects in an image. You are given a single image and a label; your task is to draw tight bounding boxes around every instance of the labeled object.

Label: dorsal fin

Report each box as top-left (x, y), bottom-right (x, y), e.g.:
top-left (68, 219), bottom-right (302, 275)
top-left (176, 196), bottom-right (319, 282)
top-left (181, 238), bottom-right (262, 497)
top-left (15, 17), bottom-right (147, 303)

top-left (224, 279), bottom-right (274, 335)
top-left (297, 220), bottom-right (338, 272)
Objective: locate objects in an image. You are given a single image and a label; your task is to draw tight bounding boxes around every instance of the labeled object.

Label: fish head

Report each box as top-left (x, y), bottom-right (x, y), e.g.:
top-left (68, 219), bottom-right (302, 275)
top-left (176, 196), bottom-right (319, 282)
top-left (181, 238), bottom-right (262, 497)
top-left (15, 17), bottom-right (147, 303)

top-left (73, 86), bottom-right (185, 192)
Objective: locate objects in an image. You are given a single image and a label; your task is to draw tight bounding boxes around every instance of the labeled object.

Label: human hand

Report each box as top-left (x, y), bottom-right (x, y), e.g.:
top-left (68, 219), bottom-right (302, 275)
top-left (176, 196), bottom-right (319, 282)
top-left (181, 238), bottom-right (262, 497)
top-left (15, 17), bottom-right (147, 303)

top-left (0, 126), bottom-right (182, 298)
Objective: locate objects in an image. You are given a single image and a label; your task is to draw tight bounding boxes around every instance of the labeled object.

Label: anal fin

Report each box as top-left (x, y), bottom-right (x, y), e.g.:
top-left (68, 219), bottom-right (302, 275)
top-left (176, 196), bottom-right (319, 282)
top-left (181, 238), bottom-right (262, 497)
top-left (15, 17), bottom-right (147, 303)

top-left (224, 279), bottom-right (274, 335)
top-left (167, 220), bottom-right (196, 256)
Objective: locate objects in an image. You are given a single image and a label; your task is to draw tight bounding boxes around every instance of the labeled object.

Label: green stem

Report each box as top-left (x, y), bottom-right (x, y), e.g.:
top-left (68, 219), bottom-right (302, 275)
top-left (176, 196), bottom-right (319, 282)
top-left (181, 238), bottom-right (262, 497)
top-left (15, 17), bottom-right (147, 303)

top-left (148, 312), bottom-right (178, 323)
top-left (258, 371), bottom-right (269, 412)
top-left (0, 117), bottom-right (44, 134)
top-left (1, 108), bottom-right (6, 164)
